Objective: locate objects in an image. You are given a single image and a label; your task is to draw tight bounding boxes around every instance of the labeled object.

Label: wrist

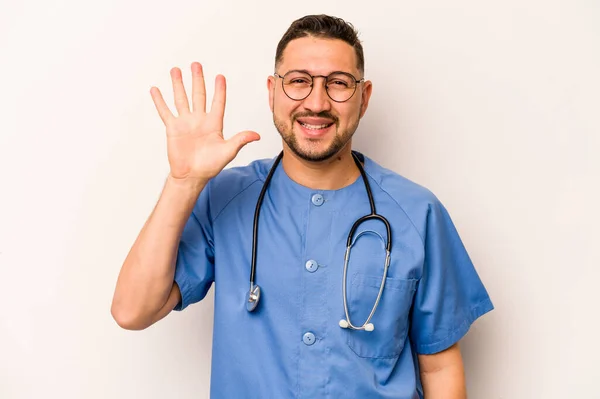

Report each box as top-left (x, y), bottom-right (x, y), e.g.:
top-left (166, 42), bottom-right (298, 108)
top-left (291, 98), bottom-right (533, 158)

top-left (166, 174), bottom-right (209, 193)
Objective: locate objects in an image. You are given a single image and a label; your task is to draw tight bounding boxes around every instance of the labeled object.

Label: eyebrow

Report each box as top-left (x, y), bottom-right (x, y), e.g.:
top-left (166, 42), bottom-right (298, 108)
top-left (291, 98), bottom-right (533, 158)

top-left (285, 69), bottom-right (353, 76)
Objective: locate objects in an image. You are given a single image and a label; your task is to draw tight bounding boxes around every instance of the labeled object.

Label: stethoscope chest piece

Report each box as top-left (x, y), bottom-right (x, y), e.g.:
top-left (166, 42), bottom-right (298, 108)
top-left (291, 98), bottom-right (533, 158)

top-left (246, 284), bottom-right (261, 312)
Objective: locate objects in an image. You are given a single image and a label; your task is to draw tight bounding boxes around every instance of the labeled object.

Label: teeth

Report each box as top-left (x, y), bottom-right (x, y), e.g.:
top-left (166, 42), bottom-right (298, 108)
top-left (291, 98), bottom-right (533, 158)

top-left (300, 122), bottom-right (331, 130)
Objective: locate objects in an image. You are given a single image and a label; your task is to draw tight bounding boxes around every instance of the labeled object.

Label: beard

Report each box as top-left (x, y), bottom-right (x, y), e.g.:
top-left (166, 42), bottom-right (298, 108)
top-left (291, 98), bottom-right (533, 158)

top-left (273, 110), bottom-right (361, 162)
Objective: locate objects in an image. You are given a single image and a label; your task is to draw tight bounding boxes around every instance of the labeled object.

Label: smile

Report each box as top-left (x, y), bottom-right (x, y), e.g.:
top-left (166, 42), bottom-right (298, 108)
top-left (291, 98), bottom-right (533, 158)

top-left (299, 121), bottom-right (334, 130)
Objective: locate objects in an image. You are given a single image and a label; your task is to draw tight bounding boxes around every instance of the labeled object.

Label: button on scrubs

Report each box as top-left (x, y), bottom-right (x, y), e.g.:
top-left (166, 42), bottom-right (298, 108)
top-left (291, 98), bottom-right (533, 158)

top-left (174, 152), bottom-right (494, 399)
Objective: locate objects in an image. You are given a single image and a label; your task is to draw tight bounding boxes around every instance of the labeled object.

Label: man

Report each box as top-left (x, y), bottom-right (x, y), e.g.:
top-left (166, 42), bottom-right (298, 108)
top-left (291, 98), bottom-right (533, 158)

top-left (111, 14), bottom-right (493, 399)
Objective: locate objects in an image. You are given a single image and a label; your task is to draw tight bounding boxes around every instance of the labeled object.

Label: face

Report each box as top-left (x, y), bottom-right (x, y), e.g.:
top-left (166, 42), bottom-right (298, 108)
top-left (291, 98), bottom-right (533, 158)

top-left (268, 36), bottom-right (372, 162)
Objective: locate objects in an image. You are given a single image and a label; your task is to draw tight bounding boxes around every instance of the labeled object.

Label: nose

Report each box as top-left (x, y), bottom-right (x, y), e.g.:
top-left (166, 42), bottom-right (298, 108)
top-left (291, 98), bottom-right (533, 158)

top-left (302, 77), bottom-right (331, 113)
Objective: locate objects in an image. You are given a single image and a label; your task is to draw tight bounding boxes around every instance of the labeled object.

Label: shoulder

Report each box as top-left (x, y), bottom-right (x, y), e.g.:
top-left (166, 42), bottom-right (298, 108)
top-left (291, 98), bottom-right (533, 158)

top-left (361, 152), bottom-right (443, 239)
top-left (363, 153), bottom-right (439, 205)
top-left (203, 157), bottom-right (274, 220)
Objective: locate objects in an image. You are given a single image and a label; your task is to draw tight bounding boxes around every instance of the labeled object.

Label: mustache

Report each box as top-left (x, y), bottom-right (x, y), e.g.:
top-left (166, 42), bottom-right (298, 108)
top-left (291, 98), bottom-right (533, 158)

top-left (293, 111), bottom-right (338, 124)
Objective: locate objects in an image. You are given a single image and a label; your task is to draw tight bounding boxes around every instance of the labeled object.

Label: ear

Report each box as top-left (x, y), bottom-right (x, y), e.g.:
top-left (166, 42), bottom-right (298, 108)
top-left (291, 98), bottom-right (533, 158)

top-left (359, 80), bottom-right (373, 119)
top-left (267, 75), bottom-right (276, 112)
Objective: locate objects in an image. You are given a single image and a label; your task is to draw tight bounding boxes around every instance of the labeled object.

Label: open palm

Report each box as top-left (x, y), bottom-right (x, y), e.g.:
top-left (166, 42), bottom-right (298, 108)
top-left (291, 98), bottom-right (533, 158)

top-left (150, 62), bottom-right (260, 182)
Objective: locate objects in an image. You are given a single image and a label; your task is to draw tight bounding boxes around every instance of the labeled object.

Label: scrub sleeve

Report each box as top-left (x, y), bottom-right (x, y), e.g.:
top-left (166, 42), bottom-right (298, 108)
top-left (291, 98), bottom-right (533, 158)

top-left (410, 199), bottom-right (494, 354)
top-left (173, 181), bottom-right (216, 311)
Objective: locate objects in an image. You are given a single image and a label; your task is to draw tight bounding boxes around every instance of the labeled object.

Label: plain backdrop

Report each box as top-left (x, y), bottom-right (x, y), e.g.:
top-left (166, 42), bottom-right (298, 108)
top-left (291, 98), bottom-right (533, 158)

top-left (1, 0), bottom-right (599, 398)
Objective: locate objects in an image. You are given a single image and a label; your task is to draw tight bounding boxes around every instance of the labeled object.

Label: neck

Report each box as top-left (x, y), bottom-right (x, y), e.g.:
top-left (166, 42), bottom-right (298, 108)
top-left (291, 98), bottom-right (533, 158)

top-left (281, 143), bottom-right (361, 190)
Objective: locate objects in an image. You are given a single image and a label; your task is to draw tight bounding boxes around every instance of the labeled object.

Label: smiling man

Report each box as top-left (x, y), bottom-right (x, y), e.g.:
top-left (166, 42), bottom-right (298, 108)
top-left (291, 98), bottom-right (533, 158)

top-left (271, 36), bottom-right (367, 163)
top-left (112, 14), bottom-right (493, 399)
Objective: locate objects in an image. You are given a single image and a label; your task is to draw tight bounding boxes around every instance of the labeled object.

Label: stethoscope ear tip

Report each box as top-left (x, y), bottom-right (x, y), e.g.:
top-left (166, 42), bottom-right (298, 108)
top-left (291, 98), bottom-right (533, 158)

top-left (339, 319), bottom-right (375, 331)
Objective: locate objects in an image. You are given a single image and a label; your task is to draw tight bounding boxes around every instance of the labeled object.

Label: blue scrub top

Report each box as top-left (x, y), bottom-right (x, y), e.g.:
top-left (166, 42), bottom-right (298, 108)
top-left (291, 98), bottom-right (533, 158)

top-left (174, 152), bottom-right (493, 399)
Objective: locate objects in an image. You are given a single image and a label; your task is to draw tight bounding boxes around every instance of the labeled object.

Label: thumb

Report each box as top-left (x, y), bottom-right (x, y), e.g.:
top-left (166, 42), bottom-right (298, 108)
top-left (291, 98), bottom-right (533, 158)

top-left (226, 130), bottom-right (261, 155)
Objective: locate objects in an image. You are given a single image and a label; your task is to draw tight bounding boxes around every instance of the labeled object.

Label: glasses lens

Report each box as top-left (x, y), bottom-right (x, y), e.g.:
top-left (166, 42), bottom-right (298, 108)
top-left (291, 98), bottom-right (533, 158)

top-left (282, 71), bottom-right (312, 100)
top-left (326, 73), bottom-right (357, 102)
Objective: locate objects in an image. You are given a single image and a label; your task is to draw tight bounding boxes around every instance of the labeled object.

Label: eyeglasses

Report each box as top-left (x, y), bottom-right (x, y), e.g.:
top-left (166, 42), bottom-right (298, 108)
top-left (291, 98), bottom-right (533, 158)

top-left (274, 70), bottom-right (365, 103)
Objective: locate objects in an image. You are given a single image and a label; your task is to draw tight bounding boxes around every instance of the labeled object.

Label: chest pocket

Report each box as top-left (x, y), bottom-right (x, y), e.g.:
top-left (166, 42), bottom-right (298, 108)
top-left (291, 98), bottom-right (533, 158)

top-left (344, 273), bottom-right (417, 358)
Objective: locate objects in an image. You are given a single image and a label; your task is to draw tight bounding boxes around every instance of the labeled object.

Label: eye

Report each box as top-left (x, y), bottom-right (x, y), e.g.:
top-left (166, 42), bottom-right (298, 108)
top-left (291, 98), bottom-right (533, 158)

top-left (290, 78), bottom-right (311, 85)
top-left (330, 79), bottom-right (350, 87)
top-left (284, 73), bottom-right (312, 85)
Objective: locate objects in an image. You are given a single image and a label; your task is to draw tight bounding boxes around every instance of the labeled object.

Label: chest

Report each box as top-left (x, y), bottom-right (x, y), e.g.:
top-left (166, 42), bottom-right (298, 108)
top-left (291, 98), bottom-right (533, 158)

top-left (212, 191), bottom-right (424, 303)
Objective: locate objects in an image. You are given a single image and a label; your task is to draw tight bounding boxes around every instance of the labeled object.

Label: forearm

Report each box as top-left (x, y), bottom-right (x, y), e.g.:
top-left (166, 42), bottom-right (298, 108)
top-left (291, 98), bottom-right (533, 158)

top-left (111, 175), bottom-right (207, 329)
top-left (418, 342), bottom-right (467, 399)
top-left (420, 362), bottom-right (466, 399)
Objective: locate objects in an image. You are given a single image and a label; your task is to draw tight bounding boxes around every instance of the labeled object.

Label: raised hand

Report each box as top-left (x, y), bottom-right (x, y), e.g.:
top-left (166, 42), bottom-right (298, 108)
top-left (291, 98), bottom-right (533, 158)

top-left (150, 62), bottom-right (260, 183)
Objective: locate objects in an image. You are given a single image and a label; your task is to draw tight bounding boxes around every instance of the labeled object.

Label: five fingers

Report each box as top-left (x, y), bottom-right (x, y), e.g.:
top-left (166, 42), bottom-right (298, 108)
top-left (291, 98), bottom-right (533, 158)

top-left (150, 63), bottom-right (231, 128)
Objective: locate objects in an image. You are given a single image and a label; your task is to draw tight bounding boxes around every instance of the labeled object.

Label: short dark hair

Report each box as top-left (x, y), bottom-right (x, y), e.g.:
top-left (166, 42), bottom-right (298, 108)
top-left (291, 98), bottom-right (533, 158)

top-left (275, 14), bottom-right (364, 74)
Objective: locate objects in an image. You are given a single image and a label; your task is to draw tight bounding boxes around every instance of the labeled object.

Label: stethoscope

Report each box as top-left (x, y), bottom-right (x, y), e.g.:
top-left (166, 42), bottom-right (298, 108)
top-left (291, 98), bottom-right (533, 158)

top-left (246, 151), bottom-right (392, 332)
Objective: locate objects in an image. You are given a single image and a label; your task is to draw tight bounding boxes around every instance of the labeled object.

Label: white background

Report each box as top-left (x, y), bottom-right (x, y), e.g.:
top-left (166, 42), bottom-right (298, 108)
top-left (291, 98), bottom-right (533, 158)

top-left (1, 0), bottom-right (599, 398)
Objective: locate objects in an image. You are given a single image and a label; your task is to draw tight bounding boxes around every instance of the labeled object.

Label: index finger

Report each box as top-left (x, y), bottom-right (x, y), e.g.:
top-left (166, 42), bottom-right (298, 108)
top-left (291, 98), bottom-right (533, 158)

top-left (191, 62), bottom-right (206, 113)
top-left (210, 74), bottom-right (226, 120)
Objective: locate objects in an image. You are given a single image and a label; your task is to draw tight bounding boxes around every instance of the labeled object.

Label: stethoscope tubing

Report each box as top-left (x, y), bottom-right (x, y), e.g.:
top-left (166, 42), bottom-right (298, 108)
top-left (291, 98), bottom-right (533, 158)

top-left (247, 151), bottom-right (392, 332)
top-left (250, 151), bottom-right (284, 286)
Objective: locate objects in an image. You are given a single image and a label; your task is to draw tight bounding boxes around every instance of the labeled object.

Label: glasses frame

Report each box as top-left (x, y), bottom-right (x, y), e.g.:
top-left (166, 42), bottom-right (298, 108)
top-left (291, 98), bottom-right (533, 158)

top-left (274, 70), bottom-right (365, 103)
